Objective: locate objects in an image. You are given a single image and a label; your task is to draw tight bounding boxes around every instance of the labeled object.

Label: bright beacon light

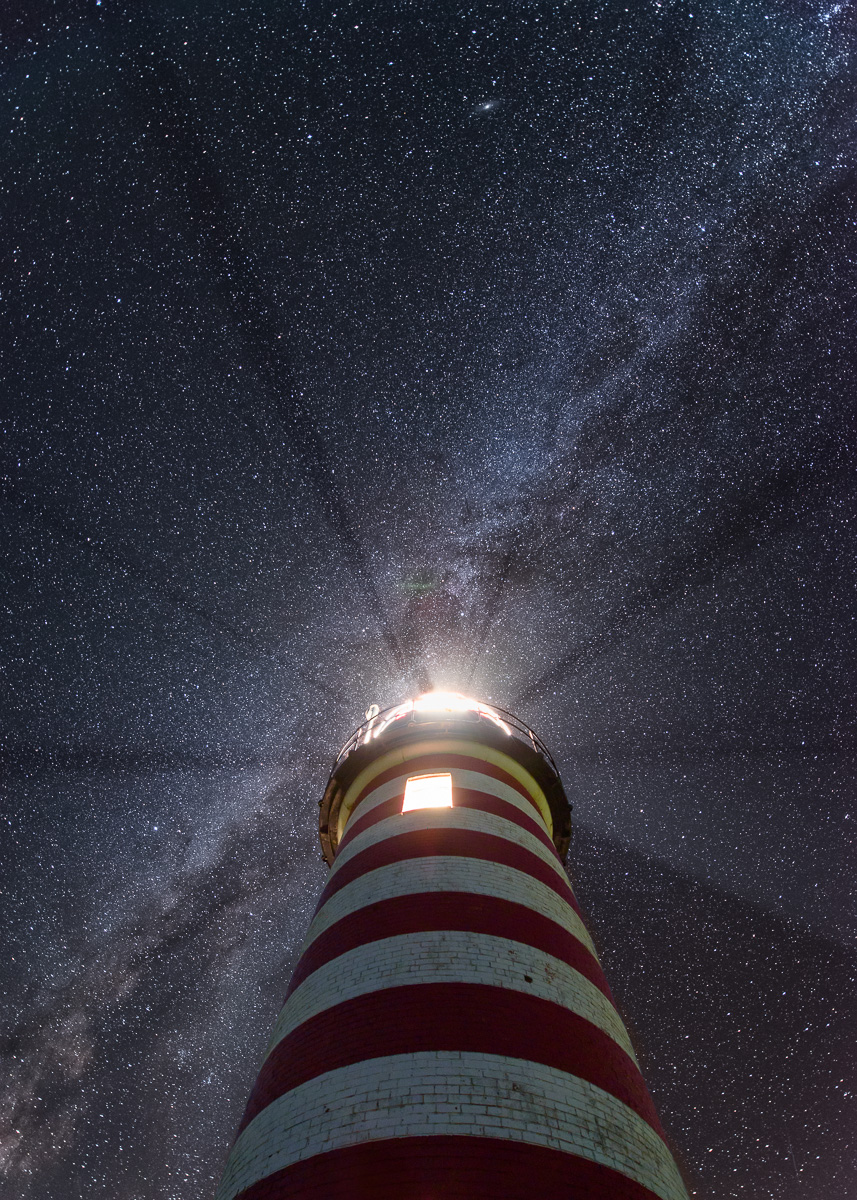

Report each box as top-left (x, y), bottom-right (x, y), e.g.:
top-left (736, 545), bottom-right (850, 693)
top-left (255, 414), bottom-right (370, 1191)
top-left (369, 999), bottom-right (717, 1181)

top-left (402, 773), bottom-right (453, 812)
top-left (414, 692), bottom-right (512, 735)
top-left (414, 691), bottom-right (476, 714)
top-left (368, 693), bottom-right (513, 742)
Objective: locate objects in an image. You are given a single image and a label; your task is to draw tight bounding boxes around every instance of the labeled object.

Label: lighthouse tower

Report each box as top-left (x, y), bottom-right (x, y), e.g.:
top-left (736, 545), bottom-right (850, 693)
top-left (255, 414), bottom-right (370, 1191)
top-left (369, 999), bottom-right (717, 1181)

top-left (216, 693), bottom-right (688, 1200)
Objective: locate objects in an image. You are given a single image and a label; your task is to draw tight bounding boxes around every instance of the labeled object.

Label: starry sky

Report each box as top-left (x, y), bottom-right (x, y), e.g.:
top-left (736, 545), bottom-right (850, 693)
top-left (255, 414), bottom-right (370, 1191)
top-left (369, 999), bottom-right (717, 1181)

top-left (2, 1), bottom-right (856, 1197)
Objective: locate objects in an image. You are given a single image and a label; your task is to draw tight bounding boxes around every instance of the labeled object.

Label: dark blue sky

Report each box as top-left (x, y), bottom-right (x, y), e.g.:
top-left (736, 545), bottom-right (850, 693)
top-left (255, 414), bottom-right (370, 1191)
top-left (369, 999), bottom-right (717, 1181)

top-left (2, 2), bottom-right (855, 1197)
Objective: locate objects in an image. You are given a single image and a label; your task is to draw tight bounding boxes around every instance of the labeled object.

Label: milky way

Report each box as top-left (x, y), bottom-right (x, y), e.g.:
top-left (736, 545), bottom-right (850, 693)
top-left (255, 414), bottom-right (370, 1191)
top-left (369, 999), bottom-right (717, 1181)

top-left (2, 2), bottom-right (856, 1197)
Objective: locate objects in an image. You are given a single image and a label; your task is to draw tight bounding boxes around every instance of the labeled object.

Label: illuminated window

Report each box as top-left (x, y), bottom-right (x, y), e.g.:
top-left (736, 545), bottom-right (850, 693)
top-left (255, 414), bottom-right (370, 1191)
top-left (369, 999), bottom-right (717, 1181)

top-left (402, 773), bottom-right (453, 812)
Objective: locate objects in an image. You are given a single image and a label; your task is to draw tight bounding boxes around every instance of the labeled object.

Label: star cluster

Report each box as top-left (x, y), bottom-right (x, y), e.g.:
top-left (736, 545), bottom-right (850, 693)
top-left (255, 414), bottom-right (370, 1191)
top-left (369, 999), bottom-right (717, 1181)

top-left (1, 2), bottom-right (856, 1197)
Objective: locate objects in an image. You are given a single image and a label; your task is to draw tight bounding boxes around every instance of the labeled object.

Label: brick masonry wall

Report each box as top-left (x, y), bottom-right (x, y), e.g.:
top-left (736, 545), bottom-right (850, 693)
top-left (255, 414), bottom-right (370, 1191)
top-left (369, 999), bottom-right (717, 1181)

top-left (295, 856), bottom-right (599, 960)
top-left (336, 748), bottom-right (553, 842)
top-left (343, 765), bottom-right (547, 837)
top-left (219, 1136), bottom-right (678, 1200)
top-left (216, 748), bottom-right (689, 1200)
top-left (216, 1053), bottom-right (688, 1200)
top-left (331, 802), bottom-right (569, 886)
top-left (266, 928), bottom-right (637, 1062)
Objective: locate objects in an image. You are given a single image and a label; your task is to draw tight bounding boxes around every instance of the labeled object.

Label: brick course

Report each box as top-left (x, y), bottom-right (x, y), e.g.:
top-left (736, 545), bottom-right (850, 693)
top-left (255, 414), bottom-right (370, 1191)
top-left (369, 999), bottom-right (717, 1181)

top-left (216, 1053), bottom-right (688, 1200)
top-left (340, 785), bottom-right (555, 855)
top-left (267, 928), bottom-right (637, 1061)
top-left (233, 1138), bottom-right (671, 1200)
top-left (317, 824), bottom-right (580, 911)
top-left (338, 749), bottom-right (551, 839)
top-left (331, 802), bottom-right (567, 883)
top-left (343, 766), bottom-right (550, 837)
top-left (239, 981), bottom-right (660, 1135)
top-left (284, 889), bottom-right (611, 1002)
top-left (299, 857), bottom-right (598, 960)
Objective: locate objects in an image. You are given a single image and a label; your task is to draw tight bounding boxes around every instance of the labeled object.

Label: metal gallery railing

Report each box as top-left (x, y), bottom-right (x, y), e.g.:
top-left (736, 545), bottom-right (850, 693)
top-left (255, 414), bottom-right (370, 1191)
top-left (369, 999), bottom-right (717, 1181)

top-left (332, 695), bottom-right (559, 776)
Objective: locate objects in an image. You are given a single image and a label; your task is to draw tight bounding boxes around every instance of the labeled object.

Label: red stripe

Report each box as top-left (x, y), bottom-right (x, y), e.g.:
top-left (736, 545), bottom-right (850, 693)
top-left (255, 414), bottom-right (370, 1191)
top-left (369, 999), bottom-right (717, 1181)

top-left (287, 891), bottom-right (614, 1004)
top-left (346, 753), bottom-right (544, 825)
top-left (318, 827), bottom-right (581, 916)
top-left (238, 982), bottom-right (665, 1141)
top-left (233, 1135), bottom-right (672, 1200)
top-left (340, 788), bottom-right (557, 857)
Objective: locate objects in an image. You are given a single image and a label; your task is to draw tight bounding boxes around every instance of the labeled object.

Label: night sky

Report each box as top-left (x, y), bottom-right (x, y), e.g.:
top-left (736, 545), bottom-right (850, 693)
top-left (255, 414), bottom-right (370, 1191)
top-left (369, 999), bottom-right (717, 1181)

top-left (2, 1), bottom-right (856, 1197)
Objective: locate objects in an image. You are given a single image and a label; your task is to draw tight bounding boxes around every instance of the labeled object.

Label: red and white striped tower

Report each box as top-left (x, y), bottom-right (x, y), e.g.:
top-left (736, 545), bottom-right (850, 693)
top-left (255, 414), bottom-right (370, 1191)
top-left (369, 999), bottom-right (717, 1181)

top-left (216, 693), bottom-right (688, 1200)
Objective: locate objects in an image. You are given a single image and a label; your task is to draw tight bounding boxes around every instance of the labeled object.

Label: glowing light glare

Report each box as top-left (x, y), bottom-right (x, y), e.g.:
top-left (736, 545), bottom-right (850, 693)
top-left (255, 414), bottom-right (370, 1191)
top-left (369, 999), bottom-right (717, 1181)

top-left (477, 705), bottom-right (512, 736)
top-left (415, 691), bottom-right (512, 736)
top-left (369, 692), bottom-right (513, 740)
top-left (371, 699), bottom-right (413, 739)
top-left (402, 773), bottom-right (453, 812)
top-left (414, 691), bottom-right (477, 714)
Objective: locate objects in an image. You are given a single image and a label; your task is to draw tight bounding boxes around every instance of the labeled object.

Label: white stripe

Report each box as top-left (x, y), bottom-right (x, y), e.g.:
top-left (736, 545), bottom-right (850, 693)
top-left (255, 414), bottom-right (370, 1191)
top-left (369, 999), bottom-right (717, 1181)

top-left (345, 767), bottom-right (547, 834)
top-left (341, 773), bottom-right (418, 826)
top-left (331, 804), bottom-right (568, 887)
top-left (266, 929), bottom-right (637, 1064)
top-left (216, 1051), bottom-right (688, 1200)
top-left (302, 857), bottom-right (599, 962)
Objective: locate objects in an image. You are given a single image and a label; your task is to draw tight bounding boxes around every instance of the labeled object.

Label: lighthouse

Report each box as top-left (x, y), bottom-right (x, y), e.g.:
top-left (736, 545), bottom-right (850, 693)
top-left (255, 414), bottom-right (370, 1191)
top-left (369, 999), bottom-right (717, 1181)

top-left (216, 692), bottom-right (689, 1200)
